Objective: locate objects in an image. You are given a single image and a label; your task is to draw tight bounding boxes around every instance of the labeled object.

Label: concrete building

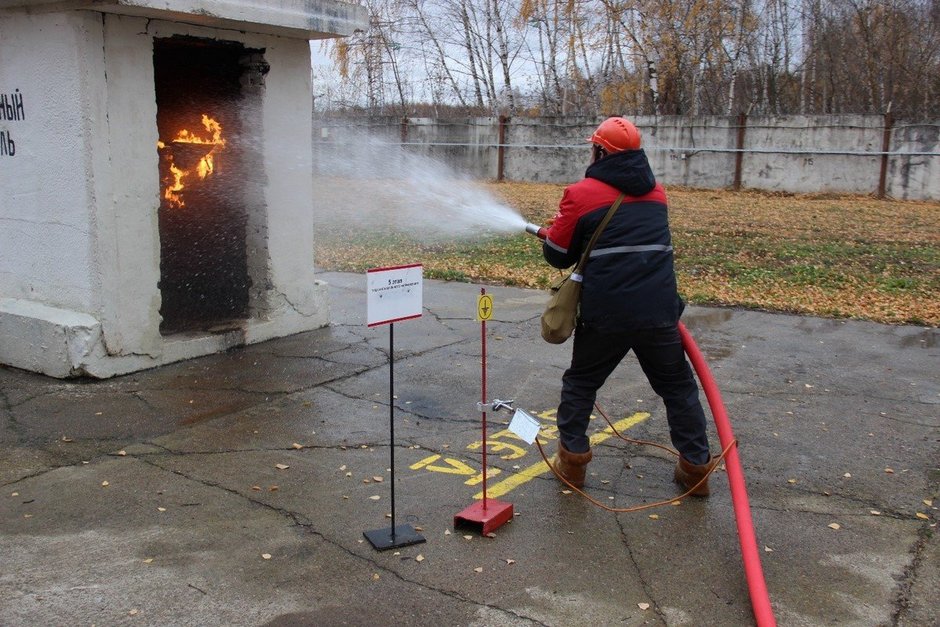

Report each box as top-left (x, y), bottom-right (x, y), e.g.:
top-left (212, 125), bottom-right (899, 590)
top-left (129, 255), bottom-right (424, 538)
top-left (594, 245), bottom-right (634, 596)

top-left (0, 1), bottom-right (366, 378)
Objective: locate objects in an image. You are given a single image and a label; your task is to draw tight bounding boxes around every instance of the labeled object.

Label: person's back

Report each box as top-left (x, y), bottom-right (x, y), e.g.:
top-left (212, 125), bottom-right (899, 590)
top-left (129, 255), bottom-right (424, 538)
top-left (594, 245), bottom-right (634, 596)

top-left (543, 150), bottom-right (683, 331)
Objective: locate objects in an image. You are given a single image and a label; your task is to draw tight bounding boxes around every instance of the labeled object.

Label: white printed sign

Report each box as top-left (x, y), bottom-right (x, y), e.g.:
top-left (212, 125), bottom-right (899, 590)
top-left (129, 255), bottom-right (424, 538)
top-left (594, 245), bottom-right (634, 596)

top-left (367, 264), bottom-right (423, 327)
top-left (508, 408), bottom-right (541, 445)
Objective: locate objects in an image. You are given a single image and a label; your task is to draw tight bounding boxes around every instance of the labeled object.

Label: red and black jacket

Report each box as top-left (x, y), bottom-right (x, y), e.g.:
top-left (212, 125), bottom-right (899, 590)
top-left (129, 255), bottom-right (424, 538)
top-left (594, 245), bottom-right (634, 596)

top-left (542, 149), bottom-right (684, 331)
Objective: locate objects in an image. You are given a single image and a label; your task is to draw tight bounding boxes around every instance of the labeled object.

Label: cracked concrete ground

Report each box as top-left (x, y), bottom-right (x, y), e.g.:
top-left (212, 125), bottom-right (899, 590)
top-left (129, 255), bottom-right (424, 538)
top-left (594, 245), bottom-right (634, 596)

top-left (1, 271), bottom-right (937, 626)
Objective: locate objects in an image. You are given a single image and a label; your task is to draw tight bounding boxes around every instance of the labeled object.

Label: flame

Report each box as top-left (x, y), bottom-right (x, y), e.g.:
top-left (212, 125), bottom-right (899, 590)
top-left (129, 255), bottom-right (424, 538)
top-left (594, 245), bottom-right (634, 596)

top-left (164, 162), bottom-right (186, 207)
top-left (159, 114), bottom-right (225, 208)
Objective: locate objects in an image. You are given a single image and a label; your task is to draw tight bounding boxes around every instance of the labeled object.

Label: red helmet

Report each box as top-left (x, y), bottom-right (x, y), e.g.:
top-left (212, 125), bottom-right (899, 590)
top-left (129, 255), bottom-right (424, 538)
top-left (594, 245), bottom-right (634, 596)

top-left (588, 117), bottom-right (642, 153)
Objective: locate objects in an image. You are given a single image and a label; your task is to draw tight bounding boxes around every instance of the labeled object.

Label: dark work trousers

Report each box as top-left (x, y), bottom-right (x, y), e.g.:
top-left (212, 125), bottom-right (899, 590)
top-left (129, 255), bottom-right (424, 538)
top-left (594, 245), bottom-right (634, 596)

top-left (556, 324), bottom-right (711, 465)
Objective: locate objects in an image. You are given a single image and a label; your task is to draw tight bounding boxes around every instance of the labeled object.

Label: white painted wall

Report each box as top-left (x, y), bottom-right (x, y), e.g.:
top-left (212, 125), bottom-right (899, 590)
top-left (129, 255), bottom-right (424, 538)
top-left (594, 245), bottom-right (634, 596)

top-left (0, 11), bottom-right (104, 312)
top-left (258, 37), bottom-right (323, 324)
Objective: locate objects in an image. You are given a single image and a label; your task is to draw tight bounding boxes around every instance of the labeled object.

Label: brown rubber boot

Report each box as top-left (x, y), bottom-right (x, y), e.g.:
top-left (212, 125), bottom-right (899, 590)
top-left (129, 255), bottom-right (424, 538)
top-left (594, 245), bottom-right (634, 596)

top-left (555, 442), bottom-right (593, 489)
top-left (674, 454), bottom-right (718, 497)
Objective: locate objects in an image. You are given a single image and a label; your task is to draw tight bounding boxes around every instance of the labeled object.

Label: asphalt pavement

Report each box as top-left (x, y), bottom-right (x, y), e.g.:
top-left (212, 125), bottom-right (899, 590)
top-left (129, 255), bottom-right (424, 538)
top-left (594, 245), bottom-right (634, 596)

top-left (1, 271), bottom-right (937, 626)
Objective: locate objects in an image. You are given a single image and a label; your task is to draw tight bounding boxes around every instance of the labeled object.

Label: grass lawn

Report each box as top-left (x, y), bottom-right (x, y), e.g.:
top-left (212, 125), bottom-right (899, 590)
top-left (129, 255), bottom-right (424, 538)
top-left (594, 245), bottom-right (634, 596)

top-left (314, 182), bottom-right (939, 327)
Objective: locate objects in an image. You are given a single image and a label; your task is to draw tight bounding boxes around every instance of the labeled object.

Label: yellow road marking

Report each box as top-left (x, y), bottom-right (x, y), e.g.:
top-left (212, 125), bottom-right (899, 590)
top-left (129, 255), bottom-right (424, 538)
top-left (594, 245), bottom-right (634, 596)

top-left (474, 412), bottom-right (650, 499)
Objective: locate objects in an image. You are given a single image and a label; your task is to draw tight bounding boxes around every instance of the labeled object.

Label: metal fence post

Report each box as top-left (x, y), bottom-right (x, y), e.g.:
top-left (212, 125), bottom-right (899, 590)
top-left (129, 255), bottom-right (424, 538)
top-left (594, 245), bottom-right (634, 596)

top-left (497, 115), bottom-right (508, 182)
top-left (878, 110), bottom-right (893, 198)
top-left (733, 112), bottom-right (747, 191)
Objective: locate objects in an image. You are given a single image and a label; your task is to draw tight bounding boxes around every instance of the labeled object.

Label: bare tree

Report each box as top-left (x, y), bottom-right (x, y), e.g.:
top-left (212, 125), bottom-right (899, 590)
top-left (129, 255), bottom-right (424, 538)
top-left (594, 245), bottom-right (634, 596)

top-left (316, 0), bottom-right (940, 117)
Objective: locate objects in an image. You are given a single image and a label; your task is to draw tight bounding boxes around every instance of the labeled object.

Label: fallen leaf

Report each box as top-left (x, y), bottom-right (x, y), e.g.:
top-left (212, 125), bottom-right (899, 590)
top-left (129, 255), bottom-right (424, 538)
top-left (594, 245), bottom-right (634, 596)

top-left (485, 532), bottom-right (497, 538)
top-left (369, 495), bottom-right (381, 500)
top-left (372, 476), bottom-right (384, 483)
top-left (924, 499), bottom-right (933, 507)
top-left (671, 500), bottom-right (682, 506)
top-left (362, 479), bottom-right (371, 484)
top-left (828, 523), bottom-right (841, 530)
top-left (129, 609), bottom-right (139, 616)
top-left (843, 473), bottom-right (852, 478)
top-left (143, 558), bottom-right (154, 563)
top-left (787, 479), bottom-right (797, 484)
top-left (414, 526), bottom-right (424, 532)
top-left (342, 496), bottom-right (349, 500)
top-left (251, 486), bottom-right (262, 491)
top-left (505, 559), bottom-right (516, 565)
top-left (463, 535), bottom-right (473, 540)
top-left (916, 513), bottom-right (929, 520)
top-left (415, 554), bottom-right (425, 562)
top-left (262, 553), bottom-right (272, 560)
top-left (473, 567), bottom-right (483, 573)
top-left (561, 489), bottom-right (572, 495)
top-left (372, 573), bottom-right (380, 580)
top-left (269, 486), bottom-right (279, 492)
top-left (870, 510), bottom-right (882, 516)
top-left (11, 492), bottom-right (18, 497)
top-left (884, 468), bottom-right (894, 474)
top-left (638, 603), bottom-right (650, 610)
top-left (61, 436), bottom-right (74, 443)
top-left (339, 465), bottom-right (347, 471)
top-left (764, 546), bottom-right (773, 552)
top-left (345, 472), bottom-right (352, 477)
top-left (101, 481), bottom-right (110, 487)
top-left (275, 464), bottom-right (289, 470)
top-left (649, 514), bottom-right (659, 520)
top-left (292, 443), bottom-right (304, 450)
top-left (601, 480), bottom-right (610, 485)
top-left (117, 450), bottom-right (127, 456)
top-left (444, 529), bottom-right (451, 535)
top-left (157, 507), bottom-right (166, 512)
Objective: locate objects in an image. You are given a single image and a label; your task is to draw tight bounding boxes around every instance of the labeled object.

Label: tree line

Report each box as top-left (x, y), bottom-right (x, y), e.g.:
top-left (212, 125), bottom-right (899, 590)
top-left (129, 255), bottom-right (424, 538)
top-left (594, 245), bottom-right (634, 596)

top-left (316, 0), bottom-right (940, 118)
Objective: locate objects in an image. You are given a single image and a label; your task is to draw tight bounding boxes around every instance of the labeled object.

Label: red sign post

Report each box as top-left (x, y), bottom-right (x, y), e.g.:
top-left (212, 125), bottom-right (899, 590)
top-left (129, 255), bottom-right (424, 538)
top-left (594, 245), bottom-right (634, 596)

top-left (454, 287), bottom-right (514, 535)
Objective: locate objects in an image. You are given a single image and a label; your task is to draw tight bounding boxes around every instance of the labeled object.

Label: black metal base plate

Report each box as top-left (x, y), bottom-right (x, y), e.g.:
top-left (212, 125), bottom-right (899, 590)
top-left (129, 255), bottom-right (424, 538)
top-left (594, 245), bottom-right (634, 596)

top-left (363, 524), bottom-right (426, 551)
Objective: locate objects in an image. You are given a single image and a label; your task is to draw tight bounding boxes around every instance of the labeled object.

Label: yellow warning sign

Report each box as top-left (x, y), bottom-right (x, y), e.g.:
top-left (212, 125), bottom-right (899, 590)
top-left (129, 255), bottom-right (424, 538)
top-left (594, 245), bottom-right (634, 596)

top-left (477, 294), bottom-right (494, 321)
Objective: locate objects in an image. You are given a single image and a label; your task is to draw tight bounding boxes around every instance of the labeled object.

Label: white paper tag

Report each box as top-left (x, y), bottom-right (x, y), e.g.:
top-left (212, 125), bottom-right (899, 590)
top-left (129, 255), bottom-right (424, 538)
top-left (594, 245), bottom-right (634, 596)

top-left (508, 408), bottom-right (540, 445)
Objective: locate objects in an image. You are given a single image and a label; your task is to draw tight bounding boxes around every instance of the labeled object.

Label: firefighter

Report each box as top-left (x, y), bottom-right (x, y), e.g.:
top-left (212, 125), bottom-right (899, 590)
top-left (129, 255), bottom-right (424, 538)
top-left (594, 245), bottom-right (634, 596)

top-left (540, 116), bottom-right (717, 495)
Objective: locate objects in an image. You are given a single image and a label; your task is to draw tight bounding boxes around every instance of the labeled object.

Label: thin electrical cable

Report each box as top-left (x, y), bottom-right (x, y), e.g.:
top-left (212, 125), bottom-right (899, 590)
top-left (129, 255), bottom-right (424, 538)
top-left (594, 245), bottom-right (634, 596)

top-left (535, 435), bottom-right (736, 514)
top-left (532, 324), bottom-right (776, 625)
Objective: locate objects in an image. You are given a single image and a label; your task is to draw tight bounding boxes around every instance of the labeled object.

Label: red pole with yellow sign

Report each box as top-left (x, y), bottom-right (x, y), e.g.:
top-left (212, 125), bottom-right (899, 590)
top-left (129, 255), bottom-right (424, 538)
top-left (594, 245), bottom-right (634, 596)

top-left (454, 288), bottom-right (514, 535)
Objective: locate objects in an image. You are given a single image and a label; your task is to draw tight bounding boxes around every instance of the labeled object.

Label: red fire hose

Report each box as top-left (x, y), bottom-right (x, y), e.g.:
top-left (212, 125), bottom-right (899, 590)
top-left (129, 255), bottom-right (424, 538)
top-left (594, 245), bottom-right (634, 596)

top-left (679, 322), bottom-right (776, 627)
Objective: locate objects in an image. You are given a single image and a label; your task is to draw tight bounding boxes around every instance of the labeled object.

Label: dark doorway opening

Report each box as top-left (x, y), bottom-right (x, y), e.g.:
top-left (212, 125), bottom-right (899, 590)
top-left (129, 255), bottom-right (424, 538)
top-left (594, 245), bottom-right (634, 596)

top-left (154, 37), bottom-right (256, 335)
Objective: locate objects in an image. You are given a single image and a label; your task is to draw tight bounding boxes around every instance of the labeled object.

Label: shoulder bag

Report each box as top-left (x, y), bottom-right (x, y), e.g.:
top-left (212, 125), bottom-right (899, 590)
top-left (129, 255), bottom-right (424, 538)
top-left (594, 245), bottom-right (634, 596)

top-left (540, 193), bottom-right (626, 344)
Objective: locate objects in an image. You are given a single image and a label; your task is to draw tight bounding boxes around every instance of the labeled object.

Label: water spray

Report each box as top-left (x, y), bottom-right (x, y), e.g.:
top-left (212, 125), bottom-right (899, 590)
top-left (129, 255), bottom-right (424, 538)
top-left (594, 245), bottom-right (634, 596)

top-left (524, 222), bottom-right (548, 240)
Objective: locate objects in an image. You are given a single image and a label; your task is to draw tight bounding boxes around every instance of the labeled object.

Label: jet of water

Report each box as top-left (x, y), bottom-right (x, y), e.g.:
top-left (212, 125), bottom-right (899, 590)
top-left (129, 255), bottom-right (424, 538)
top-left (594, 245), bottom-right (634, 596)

top-left (312, 131), bottom-right (526, 241)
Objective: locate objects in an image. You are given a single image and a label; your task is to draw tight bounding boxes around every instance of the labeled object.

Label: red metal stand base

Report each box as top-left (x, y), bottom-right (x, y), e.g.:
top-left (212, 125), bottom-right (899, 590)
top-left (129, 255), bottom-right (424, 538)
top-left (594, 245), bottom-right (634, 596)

top-left (454, 498), bottom-right (514, 535)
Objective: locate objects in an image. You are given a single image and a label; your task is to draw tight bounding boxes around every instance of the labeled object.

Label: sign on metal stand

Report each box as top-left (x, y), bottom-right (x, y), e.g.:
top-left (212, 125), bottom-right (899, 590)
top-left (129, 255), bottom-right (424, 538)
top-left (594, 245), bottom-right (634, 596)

top-left (363, 264), bottom-right (426, 551)
top-left (454, 287), bottom-right (514, 535)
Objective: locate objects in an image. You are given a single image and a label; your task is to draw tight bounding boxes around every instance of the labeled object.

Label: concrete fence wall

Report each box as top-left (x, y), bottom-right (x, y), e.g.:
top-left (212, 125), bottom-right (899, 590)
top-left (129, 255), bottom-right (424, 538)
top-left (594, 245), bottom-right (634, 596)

top-left (314, 115), bottom-right (940, 201)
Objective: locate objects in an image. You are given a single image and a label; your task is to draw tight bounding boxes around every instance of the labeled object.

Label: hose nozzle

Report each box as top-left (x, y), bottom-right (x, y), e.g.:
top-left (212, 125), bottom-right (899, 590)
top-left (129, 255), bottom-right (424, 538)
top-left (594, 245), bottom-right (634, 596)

top-left (524, 222), bottom-right (548, 240)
